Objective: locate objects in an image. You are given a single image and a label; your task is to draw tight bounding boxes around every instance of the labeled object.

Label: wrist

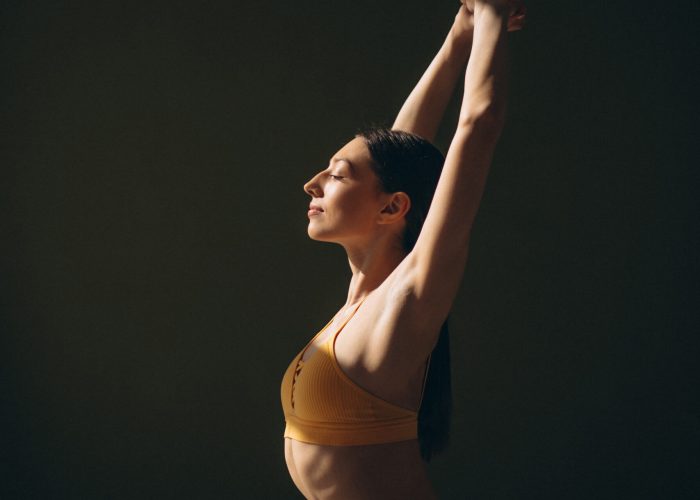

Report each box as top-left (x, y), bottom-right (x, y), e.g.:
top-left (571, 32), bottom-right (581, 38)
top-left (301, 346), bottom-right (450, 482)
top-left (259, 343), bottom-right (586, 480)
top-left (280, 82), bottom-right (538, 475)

top-left (447, 10), bottom-right (474, 54)
top-left (451, 6), bottom-right (475, 39)
top-left (443, 24), bottom-right (472, 67)
top-left (474, 0), bottom-right (510, 17)
top-left (450, 22), bottom-right (473, 47)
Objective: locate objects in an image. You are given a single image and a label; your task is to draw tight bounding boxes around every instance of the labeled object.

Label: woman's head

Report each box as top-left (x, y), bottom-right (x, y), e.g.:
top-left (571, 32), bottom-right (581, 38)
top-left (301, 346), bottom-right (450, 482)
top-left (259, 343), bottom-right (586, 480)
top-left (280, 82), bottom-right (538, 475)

top-left (303, 128), bottom-right (445, 251)
top-left (359, 128), bottom-right (445, 252)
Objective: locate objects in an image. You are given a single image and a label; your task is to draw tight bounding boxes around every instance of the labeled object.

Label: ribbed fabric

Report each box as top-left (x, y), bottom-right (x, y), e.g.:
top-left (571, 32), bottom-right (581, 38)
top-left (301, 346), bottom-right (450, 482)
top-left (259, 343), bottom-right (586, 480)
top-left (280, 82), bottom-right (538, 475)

top-left (281, 300), bottom-right (425, 446)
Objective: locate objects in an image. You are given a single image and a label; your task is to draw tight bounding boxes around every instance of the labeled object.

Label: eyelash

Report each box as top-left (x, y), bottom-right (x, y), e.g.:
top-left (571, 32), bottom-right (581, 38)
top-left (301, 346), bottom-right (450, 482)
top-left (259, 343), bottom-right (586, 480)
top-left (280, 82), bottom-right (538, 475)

top-left (329, 174), bottom-right (344, 180)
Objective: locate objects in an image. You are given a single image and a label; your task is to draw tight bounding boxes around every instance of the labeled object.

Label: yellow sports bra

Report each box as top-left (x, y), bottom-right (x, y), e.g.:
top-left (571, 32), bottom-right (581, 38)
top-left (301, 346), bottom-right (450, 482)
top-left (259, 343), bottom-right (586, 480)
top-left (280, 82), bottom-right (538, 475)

top-left (280, 299), bottom-right (430, 446)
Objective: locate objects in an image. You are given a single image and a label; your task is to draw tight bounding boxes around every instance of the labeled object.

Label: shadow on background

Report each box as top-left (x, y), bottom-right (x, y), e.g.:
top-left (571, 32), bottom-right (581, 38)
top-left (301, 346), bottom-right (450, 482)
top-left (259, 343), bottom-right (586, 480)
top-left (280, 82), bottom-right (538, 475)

top-left (2, 0), bottom-right (698, 498)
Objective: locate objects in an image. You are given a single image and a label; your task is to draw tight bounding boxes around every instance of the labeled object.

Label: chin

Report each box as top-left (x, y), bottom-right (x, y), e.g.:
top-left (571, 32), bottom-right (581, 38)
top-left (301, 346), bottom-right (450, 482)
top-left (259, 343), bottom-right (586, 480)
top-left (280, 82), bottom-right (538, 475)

top-left (307, 230), bottom-right (330, 242)
top-left (307, 225), bottom-right (338, 243)
top-left (306, 225), bottom-right (323, 241)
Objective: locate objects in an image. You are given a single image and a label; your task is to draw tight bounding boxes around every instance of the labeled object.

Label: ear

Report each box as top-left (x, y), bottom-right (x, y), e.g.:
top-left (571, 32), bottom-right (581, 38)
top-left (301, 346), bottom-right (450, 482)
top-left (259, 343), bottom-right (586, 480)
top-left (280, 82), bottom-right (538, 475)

top-left (378, 192), bottom-right (411, 224)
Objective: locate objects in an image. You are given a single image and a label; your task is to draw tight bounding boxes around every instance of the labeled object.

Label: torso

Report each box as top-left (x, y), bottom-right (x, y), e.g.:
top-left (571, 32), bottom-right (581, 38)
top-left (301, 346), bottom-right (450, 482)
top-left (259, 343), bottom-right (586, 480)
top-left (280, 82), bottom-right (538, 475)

top-left (283, 258), bottom-right (440, 499)
top-left (284, 438), bottom-right (435, 500)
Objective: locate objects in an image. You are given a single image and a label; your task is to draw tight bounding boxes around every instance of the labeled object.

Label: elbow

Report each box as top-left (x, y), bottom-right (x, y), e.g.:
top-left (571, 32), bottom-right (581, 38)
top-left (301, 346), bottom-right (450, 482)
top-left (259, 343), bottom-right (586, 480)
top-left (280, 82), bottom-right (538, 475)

top-left (457, 100), bottom-right (506, 134)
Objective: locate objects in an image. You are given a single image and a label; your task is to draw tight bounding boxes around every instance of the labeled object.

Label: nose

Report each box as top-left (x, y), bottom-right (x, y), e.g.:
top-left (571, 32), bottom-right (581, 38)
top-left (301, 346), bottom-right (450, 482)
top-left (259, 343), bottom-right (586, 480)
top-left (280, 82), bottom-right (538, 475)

top-left (304, 171), bottom-right (323, 197)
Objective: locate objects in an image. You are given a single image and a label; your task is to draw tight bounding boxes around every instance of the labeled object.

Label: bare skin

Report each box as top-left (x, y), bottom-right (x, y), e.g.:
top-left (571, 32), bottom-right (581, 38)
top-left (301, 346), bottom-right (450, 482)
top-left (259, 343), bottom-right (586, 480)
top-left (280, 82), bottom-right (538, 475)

top-left (284, 1), bottom-right (524, 498)
top-left (284, 266), bottom-right (436, 499)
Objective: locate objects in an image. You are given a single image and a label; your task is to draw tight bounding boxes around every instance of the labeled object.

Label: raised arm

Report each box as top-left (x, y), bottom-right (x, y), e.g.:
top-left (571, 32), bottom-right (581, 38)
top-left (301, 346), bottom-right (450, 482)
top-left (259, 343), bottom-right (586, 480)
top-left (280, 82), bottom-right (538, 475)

top-left (391, 6), bottom-right (474, 142)
top-left (404, 0), bottom-right (525, 330)
top-left (392, 1), bottom-right (525, 142)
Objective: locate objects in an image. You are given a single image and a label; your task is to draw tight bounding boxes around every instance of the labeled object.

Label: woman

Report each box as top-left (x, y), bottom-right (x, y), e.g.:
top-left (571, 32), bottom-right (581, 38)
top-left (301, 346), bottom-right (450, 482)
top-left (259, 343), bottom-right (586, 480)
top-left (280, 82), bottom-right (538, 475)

top-left (281, 1), bottom-right (525, 498)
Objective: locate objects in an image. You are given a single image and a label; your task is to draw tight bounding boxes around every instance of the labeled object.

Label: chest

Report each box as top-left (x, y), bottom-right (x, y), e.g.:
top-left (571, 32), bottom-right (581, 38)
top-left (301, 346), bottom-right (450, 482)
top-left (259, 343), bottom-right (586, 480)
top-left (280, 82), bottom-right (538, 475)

top-left (297, 293), bottom-right (430, 411)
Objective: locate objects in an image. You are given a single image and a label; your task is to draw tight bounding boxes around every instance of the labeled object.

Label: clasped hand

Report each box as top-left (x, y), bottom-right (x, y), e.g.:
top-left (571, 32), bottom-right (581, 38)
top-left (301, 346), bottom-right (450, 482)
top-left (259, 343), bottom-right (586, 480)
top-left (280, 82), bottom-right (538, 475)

top-left (459, 0), bottom-right (526, 32)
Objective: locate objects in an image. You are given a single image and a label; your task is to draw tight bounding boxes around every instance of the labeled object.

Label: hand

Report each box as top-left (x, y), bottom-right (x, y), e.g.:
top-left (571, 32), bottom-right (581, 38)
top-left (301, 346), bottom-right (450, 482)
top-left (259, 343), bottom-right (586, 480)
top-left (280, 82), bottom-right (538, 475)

top-left (460, 0), bottom-right (475, 12)
top-left (461, 0), bottom-right (526, 32)
top-left (454, 3), bottom-right (475, 34)
top-left (506, 0), bottom-right (526, 31)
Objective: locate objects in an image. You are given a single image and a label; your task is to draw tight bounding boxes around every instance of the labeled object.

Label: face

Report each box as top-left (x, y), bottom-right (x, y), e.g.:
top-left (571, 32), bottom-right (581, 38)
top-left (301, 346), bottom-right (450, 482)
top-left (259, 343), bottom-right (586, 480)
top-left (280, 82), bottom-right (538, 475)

top-left (303, 137), bottom-right (390, 245)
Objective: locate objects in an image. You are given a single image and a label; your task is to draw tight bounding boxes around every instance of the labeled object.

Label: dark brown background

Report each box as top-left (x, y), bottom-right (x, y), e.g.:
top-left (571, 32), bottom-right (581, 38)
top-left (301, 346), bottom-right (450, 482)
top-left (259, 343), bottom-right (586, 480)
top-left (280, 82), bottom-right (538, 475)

top-left (2, 0), bottom-right (698, 498)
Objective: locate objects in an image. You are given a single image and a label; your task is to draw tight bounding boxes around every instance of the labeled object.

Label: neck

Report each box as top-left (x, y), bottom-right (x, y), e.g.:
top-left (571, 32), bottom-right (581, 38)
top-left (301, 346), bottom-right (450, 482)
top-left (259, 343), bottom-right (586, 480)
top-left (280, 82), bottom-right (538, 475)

top-left (342, 234), bottom-right (407, 306)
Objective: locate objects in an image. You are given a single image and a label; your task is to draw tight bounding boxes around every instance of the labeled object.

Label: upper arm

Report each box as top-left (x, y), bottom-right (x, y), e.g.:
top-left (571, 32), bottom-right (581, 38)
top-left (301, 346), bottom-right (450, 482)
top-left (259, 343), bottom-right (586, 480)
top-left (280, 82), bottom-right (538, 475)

top-left (405, 114), bottom-right (503, 320)
top-left (396, 3), bottom-right (510, 331)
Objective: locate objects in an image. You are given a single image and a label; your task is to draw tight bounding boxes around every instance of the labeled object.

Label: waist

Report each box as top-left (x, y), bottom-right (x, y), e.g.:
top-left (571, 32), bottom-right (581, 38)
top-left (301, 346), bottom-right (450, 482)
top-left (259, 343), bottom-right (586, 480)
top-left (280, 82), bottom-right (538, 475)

top-left (285, 437), bottom-right (434, 499)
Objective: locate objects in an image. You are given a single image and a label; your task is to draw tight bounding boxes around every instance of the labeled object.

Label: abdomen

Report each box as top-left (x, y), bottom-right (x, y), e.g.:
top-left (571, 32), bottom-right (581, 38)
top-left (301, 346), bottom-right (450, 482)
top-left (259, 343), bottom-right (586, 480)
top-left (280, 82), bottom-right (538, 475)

top-left (284, 437), bottom-right (436, 500)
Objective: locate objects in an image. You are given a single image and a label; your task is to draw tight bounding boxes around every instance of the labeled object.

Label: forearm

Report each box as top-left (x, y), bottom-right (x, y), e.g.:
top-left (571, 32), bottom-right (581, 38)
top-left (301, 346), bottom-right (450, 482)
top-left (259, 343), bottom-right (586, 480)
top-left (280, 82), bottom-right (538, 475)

top-left (392, 12), bottom-right (473, 142)
top-left (458, 1), bottom-right (509, 132)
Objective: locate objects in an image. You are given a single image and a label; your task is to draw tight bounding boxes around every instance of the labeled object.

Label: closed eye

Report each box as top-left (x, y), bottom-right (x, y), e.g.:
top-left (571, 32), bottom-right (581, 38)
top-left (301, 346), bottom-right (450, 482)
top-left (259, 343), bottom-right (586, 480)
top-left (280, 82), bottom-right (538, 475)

top-left (329, 174), bottom-right (344, 181)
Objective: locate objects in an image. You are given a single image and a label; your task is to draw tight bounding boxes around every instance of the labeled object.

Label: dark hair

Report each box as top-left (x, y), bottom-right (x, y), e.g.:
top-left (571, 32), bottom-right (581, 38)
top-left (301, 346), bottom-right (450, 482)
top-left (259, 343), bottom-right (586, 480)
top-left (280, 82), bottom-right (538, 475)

top-left (358, 127), bottom-right (452, 462)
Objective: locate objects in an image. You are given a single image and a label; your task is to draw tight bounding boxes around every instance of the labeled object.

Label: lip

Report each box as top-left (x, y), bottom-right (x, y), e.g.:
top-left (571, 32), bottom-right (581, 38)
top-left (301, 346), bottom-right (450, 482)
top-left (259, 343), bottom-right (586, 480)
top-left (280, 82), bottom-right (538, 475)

top-left (308, 204), bottom-right (323, 216)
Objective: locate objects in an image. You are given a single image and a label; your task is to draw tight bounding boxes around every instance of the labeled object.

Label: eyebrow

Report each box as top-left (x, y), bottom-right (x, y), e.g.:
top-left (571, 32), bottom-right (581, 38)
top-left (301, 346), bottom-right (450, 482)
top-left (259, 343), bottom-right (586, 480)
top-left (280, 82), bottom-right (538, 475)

top-left (330, 157), bottom-right (355, 173)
